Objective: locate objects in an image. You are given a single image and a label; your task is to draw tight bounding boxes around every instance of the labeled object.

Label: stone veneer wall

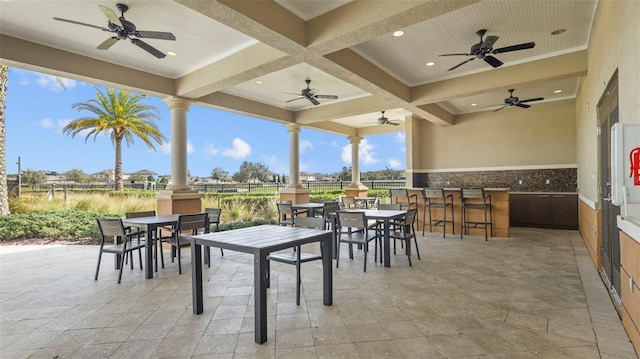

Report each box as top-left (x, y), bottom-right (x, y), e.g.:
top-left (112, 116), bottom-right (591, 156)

top-left (413, 168), bottom-right (577, 192)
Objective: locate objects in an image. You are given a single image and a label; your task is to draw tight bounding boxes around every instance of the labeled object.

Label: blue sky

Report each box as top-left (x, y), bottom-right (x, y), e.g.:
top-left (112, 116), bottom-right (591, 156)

top-left (5, 68), bottom-right (406, 177)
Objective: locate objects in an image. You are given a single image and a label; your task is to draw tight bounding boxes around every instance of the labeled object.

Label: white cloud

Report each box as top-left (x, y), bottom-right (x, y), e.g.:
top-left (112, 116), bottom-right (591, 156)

top-left (41, 118), bottom-right (71, 133)
top-left (395, 132), bottom-right (406, 142)
top-left (222, 138), bottom-right (251, 160)
top-left (388, 158), bottom-right (402, 168)
top-left (160, 140), bottom-right (195, 155)
top-left (203, 142), bottom-right (220, 157)
top-left (36, 74), bottom-right (77, 92)
top-left (264, 154), bottom-right (287, 174)
top-left (299, 139), bottom-right (313, 154)
top-left (341, 139), bottom-right (379, 165)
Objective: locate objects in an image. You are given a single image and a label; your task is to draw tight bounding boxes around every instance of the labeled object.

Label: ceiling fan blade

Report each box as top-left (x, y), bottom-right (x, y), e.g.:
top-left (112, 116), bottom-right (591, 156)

top-left (130, 38), bottom-right (166, 58)
top-left (285, 97), bottom-right (304, 103)
top-left (135, 30), bottom-right (176, 41)
top-left (387, 121), bottom-right (400, 126)
top-left (97, 37), bottom-right (118, 50)
top-left (492, 42), bottom-right (535, 54)
top-left (53, 17), bottom-right (109, 31)
top-left (308, 97), bottom-right (320, 106)
top-left (448, 57), bottom-right (475, 71)
top-left (519, 97), bottom-right (544, 103)
top-left (493, 105), bottom-right (508, 112)
top-left (515, 103), bottom-right (531, 109)
top-left (481, 35), bottom-right (499, 50)
top-left (99, 5), bottom-right (122, 27)
top-left (483, 55), bottom-right (503, 68)
top-left (315, 95), bottom-right (338, 99)
top-left (439, 53), bottom-right (471, 57)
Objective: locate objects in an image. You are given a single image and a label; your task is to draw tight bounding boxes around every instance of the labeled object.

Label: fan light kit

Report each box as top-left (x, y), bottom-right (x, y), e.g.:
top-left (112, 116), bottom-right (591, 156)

top-left (439, 29), bottom-right (535, 71)
top-left (365, 111), bottom-right (402, 126)
top-left (425, 62), bottom-right (435, 67)
top-left (284, 79), bottom-right (338, 106)
top-left (393, 30), bottom-right (405, 37)
top-left (53, 3), bottom-right (176, 58)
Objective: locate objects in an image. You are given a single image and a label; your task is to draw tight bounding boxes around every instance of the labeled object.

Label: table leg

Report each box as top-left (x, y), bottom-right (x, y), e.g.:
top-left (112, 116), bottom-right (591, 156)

top-left (114, 235), bottom-right (122, 270)
top-left (383, 219), bottom-right (391, 267)
top-left (331, 216), bottom-right (338, 259)
top-left (145, 225), bottom-right (154, 279)
top-left (254, 250), bottom-right (268, 344)
top-left (321, 234), bottom-right (333, 306)
top-left (192, 241), bottom-right (203, 314)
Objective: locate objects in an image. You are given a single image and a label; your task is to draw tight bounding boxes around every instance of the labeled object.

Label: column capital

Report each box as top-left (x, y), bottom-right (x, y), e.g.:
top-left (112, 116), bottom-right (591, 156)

top-left (286, 123), bottom-right (302, 133)
top-left (348, 135), bottom-right (363, 144)
top-left (163, 96), bottom-right (191, 111)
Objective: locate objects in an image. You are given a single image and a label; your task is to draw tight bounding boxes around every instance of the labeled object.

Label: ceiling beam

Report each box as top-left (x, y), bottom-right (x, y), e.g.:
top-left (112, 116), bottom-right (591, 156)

top-left (196, 92), bottom-right (294, 124)
top-left (295, 96), bottom-right (393, 124)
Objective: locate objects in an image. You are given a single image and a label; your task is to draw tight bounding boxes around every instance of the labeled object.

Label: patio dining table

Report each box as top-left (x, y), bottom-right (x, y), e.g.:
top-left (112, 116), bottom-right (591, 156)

top-left (188, 224), bottom-right (333, 344)
top-left (291, 202), bottom-right (325, 217)
top-left (121, 214), bottom-right (180, 279)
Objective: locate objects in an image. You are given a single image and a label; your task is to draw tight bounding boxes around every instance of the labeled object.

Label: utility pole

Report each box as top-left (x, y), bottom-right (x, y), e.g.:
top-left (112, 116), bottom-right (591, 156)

top-left (16, 156), bottom-right (21, 197)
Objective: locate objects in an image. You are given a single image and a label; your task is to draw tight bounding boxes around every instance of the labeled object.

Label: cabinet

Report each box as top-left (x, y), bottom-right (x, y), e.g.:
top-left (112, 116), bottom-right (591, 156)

top-left (509, 193), bottom-right (578, 229)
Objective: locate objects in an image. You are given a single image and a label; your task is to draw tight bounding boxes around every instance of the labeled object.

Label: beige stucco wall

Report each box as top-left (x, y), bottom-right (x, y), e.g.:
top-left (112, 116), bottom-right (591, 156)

top-left (575, 0), bottom-right (640, 217)
top-left (414, 99), bottom-right (576, 171)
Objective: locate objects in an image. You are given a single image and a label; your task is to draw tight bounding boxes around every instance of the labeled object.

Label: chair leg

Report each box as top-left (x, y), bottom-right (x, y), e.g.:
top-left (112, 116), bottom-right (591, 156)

top-left (414, 237), bottom-right (421, 260)
top-left (94, 247), bottom-right (103, 281)
top-left (363, 243), bottom-right (368, 272)
top-left (117, 253), bottom-right (125, 284)
top-left (177, 244), bottom-right (182, 274)
top-left (138, 247), bottom-right (143, 270)
top-left (405, 239), bottom-right (412, 266)
top-left (266, 260), bottom-right (271, 288)
top-left (336, 242), bottom-right (340, 268)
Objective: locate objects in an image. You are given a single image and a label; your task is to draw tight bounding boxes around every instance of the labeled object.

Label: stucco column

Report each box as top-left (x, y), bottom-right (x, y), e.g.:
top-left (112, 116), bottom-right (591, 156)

top-left (279, 123), bottom-right (309, 203)
top-left (156, 96), bottom-right (202, 216)
top-left (346, 135), bottom-right (368, 196)
top-left (287, 123), bottom-right (301, 188)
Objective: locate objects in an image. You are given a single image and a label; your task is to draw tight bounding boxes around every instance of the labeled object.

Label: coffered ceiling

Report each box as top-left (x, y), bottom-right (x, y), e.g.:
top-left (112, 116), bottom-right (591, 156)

top-left (0, 0), bottom-right (596, 136)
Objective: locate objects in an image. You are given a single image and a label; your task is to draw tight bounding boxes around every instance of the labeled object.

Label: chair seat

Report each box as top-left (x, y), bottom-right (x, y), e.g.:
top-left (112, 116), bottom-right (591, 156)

top-left (267, 251), bottom-right (322, 264)
top-left (339, 231), bottom-right (377, 244)
top-left (101, 240), bottom-right (146, 254)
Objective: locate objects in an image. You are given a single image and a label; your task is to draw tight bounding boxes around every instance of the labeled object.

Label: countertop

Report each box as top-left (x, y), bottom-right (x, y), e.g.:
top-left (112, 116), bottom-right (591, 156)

top-left (618, 216), bottom-right (640, 244)
top-left (510, 192), bottom-right (578, 195)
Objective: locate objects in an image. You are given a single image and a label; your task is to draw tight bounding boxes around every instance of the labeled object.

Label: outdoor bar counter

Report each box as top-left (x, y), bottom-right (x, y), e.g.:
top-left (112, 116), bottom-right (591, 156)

top-left (408, 188), bottom-right (510, 238)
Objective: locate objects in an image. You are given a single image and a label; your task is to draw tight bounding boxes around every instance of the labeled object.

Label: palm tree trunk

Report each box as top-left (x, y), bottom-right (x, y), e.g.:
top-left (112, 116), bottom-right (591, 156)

top-left (0, 65), bottom-right (10, 215)
top-left (114, 138), bottom-right (123, 190)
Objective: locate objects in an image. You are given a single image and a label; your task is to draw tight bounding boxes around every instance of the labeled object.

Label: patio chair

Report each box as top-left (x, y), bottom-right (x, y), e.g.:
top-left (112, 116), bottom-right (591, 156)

top-left (95, 218), bottom-right (146, 284)
top-left (389, 188), bottom-right (418, 210)
top-left (204, 207), bottom-right (224, 262)
top-left (341, 196), bottom-right (357, 208)
top-left (388, 208), bottom-right (420, 266)
top-left (125, 210), bottom-right (161, 270)
top-left (336, 211), bottom-right (379, 272)
top-left (277, 202), bottom-right (299, 226)
top-left (161, 213), bottom-right (208, 274)
top-left (267, 216), bottom-right (325, 305)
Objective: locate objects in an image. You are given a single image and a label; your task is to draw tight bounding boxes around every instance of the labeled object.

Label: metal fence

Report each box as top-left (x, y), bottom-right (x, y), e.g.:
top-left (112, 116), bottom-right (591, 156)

top-left (29, 180), bottom-right (406, 193)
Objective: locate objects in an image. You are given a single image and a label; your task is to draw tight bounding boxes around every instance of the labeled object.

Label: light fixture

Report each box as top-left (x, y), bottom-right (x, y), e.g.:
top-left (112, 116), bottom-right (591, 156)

top-left (255, 80), bottom-right (263, 84)
top-left (470, 103), bottom-right (477, 107)
top-left (551, 28), bottom-right (566, 35)
top-left (393, 30), bottom-right (405, 37)
top-left (166, 51), bottom-right (177, 56)
top-left (554, 89), bottom-right (562, 93)
top-left (425, 61), bottom-right (435, 67)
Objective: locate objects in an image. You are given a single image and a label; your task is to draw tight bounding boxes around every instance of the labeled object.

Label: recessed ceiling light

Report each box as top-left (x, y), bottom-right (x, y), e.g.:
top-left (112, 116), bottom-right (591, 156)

top-left (551, 29), bottom-right (566, 35)
top-left (166, 51), bottom-right (177, 56)
top-left (554, 89), bottom-right (562, 93)
top-left (255, 80), bottom-right (263, 84)
top-left (470, 103), bottom-right (477, 107)
top-left (393, 30), bottom-right (405, 37)
top-left (425, 62), bottom-right (435, 67)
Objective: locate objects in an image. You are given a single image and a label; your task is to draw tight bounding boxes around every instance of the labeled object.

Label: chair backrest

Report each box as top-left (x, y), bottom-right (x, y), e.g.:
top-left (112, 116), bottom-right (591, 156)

top-left (378, 203), bottom-right (401, 210)
top-left (294, 216), bottom-right (326, 229)
top-left (403, 208), bottom-right (418, 226)
top-left (178, 213), bottom-right (208, 234)
top-left (461, 188), bottom-right (485, 199)
top-left (423, 188), bottom-right (445, 200)
top-left (390, 188), bottom-right (417, 208)
top-left (337, 211), bottom-right (367, 230)
top-left (323, 202), bottom-right (341, 217)
top-left (204, 208), bottom-right (221, 223)
top-left (277, 202), bottom-right (294, 216)
top-left (341, 196), bottom-right (356, 208)
top-left (96, 218), bottom-right (127, 239)
top-left (125, 210), bottom-right (156, 219)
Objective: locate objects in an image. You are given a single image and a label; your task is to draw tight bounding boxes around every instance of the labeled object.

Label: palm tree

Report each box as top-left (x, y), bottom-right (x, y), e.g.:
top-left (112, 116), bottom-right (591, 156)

top-left (0, 65), bottom-right (10, 215)
top-left (63, 87), bottom-right (167, 190)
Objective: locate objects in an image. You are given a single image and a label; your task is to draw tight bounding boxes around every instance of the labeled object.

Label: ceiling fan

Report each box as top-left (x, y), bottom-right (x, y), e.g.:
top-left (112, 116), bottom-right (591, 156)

top-left (53, 3), bottom-right (176, 58)
top-left (284, 79), bottom-right (338, 106)
top-left (439, 29), bottom-right (535, 71)
top-left (365, 111), bottom-right (402, 126)
top-left (494, 89), bottom-right (544, 112)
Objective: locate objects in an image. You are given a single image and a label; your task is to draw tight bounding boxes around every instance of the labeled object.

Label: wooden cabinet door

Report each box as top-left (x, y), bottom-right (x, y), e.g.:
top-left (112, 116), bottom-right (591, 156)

top-left (551, 194), bottom-right (578, 229)
top-left (509, 194), bottom-right (529, 226)
top-left (528, 195), bottom-right (553, 226)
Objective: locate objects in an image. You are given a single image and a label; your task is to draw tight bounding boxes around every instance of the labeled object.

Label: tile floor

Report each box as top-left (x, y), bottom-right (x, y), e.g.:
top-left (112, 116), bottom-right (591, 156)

top-left (0, 227), bottom-right (637, 358)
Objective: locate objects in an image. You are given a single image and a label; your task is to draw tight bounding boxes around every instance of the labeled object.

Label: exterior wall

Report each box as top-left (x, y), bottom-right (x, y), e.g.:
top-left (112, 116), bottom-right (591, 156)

top-left (415, 99), bottom-right (576, 171)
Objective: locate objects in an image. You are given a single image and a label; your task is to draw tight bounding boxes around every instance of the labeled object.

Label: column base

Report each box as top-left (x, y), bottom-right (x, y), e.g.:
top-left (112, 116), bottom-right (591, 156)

top-left (279, 186), bottom-right (310, 204)
top-left (345, 183), bottom-right (369, 198)
top-left (156, 189), bottom-right (203, 215)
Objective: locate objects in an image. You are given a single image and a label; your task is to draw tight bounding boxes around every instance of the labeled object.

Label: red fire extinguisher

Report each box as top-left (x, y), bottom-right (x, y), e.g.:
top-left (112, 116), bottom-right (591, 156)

top-left (631, 147), bottom-right (640, 186)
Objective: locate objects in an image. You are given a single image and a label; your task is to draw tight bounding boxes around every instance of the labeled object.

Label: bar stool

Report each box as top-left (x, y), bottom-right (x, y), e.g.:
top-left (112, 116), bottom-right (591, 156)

top-left (460, 188), bottom-right (492, 241)
top-left (389, 188), bottom-right (418, 210)
top-left (422, 188), bottom-right (454, 237)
